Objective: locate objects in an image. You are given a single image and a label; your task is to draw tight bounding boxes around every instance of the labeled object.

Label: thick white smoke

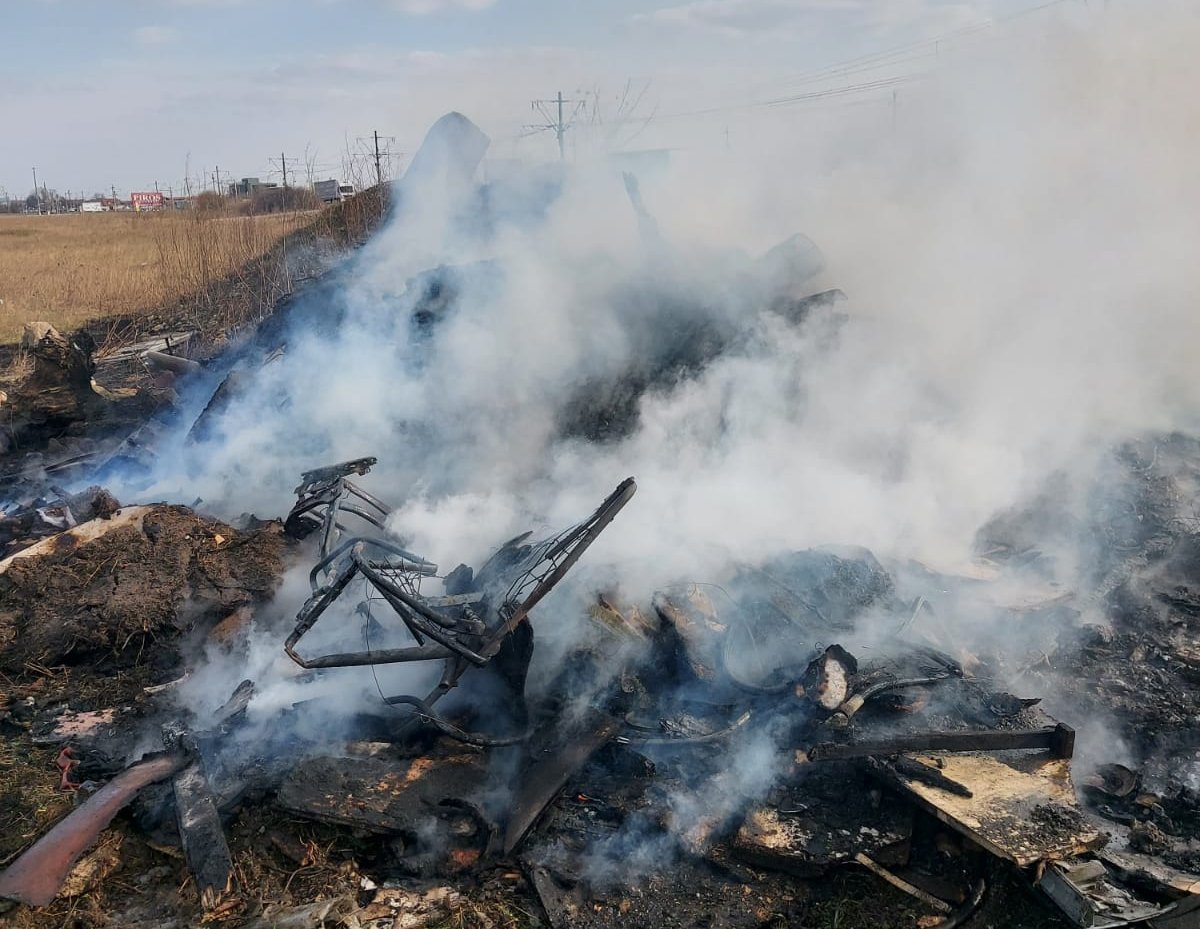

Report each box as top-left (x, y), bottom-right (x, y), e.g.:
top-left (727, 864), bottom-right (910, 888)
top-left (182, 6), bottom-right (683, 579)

top-left (135, 4), bottom-right (1200, 598)
top-left (118, 3), bottom-right (1200, 796)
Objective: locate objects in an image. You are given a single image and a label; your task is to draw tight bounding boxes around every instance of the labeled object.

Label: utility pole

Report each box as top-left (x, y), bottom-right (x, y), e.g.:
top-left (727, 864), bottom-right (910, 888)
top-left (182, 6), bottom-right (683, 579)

top-left (356, 132), bottom-right (396, 188)
top-left (271, 153), bottom-right (299, 192)
top-left (556, 91), bottom-right (565, 159)
top-left (526, 91), bottom-right (584, 161)
top-left (32, 167), bottom-right (40, 214)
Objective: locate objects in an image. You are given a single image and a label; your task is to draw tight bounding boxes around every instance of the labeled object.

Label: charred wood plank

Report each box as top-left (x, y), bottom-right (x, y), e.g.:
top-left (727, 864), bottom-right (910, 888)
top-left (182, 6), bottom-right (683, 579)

top-left (804, 723), bottom-right (1075, 762)
top-left (276, 750), bottom-right (489, 835)
top-left (884, 752), bottom-right (1102, 866)
top-left (173, 760), bottom-right (232, 909)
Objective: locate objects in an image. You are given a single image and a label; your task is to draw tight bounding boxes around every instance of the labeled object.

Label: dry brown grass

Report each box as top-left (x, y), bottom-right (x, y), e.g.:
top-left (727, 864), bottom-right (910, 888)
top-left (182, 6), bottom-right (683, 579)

top-left (0, 210), bottom-right (313, 344)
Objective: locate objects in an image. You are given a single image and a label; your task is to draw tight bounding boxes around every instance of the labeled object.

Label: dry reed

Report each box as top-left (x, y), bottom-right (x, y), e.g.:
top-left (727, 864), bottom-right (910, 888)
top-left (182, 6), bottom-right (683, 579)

top-left (0, 210), bottom-right (311, 344)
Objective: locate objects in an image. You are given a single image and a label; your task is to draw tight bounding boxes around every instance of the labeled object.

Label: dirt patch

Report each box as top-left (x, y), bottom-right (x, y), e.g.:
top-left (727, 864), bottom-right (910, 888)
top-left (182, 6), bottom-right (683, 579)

top-left (0, 506), bottom-right (285, 676)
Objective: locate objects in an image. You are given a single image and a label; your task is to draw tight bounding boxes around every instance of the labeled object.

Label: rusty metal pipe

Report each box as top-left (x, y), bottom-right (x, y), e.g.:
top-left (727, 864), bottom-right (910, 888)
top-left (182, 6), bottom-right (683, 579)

top-left (0, 753), bottom-right (185, 907)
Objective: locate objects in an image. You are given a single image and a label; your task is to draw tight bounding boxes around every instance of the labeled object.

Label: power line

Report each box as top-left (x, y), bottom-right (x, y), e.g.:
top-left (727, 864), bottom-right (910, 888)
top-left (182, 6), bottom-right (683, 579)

top-left (598, 0), bottom-right (1081, 130)
top-left (726, 0), bottom-right (1078, 103)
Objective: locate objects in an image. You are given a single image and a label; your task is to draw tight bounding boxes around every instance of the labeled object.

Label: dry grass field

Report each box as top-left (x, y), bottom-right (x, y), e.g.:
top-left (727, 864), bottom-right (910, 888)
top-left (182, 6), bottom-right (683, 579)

top-left (0, 210), bottom-right (314, 344)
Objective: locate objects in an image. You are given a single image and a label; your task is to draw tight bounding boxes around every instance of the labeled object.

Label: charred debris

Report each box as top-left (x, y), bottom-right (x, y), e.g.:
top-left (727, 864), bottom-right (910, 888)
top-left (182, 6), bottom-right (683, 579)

top-left (2, 113), bottom-right (1200, 929)
top-left (4, 449), bottom-right (1200, 929)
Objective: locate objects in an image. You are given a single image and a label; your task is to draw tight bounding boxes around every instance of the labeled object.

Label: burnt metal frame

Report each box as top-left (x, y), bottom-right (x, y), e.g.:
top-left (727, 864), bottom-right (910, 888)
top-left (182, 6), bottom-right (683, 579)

top-left (284, 477), bottom-right (638, 724)
top-left (286, 457), bottom-right (395, 569)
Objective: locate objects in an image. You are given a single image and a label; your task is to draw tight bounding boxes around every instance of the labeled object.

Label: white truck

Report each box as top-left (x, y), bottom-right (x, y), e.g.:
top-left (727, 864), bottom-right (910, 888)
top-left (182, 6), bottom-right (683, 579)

top-left (314, 180), bottom-right (356, 203)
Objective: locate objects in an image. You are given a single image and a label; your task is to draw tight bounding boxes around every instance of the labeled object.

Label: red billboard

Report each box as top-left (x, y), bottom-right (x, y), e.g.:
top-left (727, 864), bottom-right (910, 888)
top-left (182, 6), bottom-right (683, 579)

top-left (131, 191), bottom-right (164, 211)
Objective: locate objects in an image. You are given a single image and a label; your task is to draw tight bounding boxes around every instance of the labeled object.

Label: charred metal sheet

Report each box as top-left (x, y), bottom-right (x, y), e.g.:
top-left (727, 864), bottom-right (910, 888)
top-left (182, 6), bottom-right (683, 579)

top-left (0, 752), bottom-right (185, 906)
top-left (501, 711), bottom-right (623, 856)
top-left (886, 752), bottom-right (1103, 867)
top-left (1039, 858), bottom-right (1170, 928)
top-left (1100, 849), bottom-right (1200, 899)
top-left (1150, 897), bottom-right (1200, 929)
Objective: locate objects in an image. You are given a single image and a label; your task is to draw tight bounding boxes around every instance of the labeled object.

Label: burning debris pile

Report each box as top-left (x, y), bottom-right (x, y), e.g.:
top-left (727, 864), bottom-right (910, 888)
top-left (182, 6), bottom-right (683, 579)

top-left (3, 103), bottom-right (1200, 929)
top-left (2, 449), bottom-right (1199, 929)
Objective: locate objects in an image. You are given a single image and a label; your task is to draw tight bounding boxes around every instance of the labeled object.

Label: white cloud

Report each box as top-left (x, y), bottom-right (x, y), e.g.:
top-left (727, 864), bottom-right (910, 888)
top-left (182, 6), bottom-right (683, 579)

top-left (158, 0), bottom-right (496, 7)
top-left (632, 0), bottom-right (985, 38)
top-left (164, 0), bottom-right (498, 9)
top-left (633, 0), bottom-right (864, 36)
top-left (134, 24), bottom-right (179, 45)
top-left (387, 0), bottom-right (497, 12)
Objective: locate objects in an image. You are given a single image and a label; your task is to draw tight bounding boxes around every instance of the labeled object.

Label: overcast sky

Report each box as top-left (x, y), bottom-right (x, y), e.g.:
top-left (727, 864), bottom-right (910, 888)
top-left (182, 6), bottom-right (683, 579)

top-left (0, 0), bottom-right (1072, 198)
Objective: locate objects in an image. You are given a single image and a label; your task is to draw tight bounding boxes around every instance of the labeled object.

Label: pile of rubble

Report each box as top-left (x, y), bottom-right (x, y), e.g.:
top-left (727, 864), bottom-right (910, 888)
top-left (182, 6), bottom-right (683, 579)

top-left (0, 448), bottom-right (1198, 929)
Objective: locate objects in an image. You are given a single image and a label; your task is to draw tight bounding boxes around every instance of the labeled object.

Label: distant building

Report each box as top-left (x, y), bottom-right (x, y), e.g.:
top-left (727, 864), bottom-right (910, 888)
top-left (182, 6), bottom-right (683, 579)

top-left (80, 201), bottom-right (104, 213)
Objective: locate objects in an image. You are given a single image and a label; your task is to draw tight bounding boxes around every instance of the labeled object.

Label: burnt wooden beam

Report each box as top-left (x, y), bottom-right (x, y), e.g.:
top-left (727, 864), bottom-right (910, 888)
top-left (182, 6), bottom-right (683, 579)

top-left (805, 723), bottom-right (1075, 762)
top-left (173, 759), bottom-right (233, 910)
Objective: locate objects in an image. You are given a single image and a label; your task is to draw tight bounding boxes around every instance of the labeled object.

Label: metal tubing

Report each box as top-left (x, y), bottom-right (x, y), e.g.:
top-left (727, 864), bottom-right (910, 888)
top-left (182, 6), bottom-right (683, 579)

top-left (296, 644), bottom-right (454, 668)
top-left (285, 561), bottom-right (361, 667)
top-left (344, 481), bottom-right (392, 517)
top-left (357, 555), bottom-right (467, 631)
top-left (367, 577), bottom-right (488, 667)
top-left (383, 694), bottom-right (530, 746)
top-left (309, 536), bottom-right (435, 591)
top-left (337, 503), bottom-right (389, 532)
top-left (319, 486), bottom-right (342, 560)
